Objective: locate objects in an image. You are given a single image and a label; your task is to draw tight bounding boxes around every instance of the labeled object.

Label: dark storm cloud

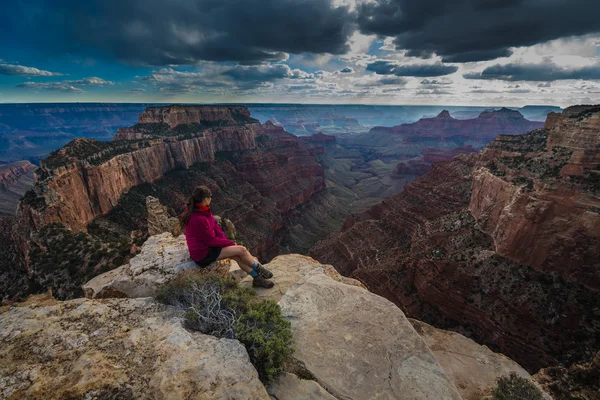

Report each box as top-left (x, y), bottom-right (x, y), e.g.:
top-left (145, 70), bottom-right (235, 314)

top-left (223, 65), bottom-right (300, 82)
top-left (12, 0), bottom-right (355, 66)
top-left (379, 77), bottom-right (407, 85)
top-left (357, 0), bottom-right (600, 62)
top-left (464, 63), bottom-right (600, 81)
top-left (366, 61), bottom-right (396, 75)
top-left (366, 61), bottom-right (457, 76)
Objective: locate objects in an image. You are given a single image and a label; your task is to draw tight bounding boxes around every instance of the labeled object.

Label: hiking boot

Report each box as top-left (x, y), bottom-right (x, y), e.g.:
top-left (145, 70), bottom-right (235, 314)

top-left (255, 263), bottom-right (273, 279)
top-left (253, 275), bottom-right (275, 289)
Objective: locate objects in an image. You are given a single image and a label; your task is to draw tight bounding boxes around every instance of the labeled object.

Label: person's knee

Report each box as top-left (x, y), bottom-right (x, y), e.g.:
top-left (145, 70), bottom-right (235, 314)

top-left (233, 245), bottom-right (248, 256)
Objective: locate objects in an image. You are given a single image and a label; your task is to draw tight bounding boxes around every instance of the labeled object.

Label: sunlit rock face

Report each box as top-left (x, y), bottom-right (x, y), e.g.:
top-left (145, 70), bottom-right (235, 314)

top-left (0, 297), bottom-right (269, 399)
top-left (311, 105), bottom-right (600, 373)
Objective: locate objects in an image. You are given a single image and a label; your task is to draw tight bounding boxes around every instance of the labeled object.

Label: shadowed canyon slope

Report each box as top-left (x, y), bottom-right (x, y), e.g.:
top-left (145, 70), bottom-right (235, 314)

top-left (311, 105), bottom-right (600, 374)
top-left (0, 160), bottom-right (36, 216)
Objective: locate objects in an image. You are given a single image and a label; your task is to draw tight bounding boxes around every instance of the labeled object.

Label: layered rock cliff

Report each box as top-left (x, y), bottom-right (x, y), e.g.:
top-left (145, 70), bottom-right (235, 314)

top-left (0, 160), bottom-right (36, 216)
top-left (19, 106), bottom-right (260, 233)
top-left (311, 105), bottom-right (600, 374)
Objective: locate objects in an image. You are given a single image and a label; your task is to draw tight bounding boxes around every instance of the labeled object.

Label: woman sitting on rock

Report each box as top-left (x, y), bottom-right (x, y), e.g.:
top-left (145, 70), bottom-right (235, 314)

top-left (180, 185), bottom-right (274, 288)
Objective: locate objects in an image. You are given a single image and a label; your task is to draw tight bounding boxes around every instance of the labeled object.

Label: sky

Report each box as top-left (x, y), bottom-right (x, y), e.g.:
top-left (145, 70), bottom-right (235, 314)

top-left (1, 0), bottom-right (599, 107)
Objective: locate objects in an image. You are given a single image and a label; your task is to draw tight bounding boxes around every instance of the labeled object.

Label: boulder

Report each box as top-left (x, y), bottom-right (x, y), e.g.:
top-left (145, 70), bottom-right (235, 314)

top-left (82, 233), bottom-right (236, 299)
top-left (0, 297), bottom-right (269, 399)
top-left (411, 319), bottom-right (549, 400)
top-left (278, 268), bottom-right (463, 400)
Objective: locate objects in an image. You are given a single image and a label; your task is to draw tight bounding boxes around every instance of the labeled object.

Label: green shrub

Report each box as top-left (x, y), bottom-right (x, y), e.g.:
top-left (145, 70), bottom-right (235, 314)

top-left (492, 372), bottom-right (544, 400)
top-left (235, 300), bottom-right (294, 384)
top-left (155, 273), bottom-right (294, 384)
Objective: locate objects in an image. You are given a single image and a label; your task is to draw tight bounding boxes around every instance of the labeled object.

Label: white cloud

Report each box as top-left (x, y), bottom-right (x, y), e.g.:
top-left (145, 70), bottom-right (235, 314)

top-left (0, 63), bottom-right (62, 76)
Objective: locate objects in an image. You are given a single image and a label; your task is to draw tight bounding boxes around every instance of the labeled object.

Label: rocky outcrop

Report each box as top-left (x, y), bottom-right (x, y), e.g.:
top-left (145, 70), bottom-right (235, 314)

top-left (411, 319), bottom-right (547, 400)
top-left (240, 253), bottom-right (364, 302)
top-left (278, 268), bottom-right (462, 400)
top-left (82, 232), bottom-right (235, 299)
top-left (146, 196), bottom-right (179, 236)
top-left (469, 167), bottom-right (600, 290)
top-left (0, 297), bottom-right (269, 399)
top-left (267, 372), bottom-right (336, 400)
top-left (535, 351), bottom-right (600, 400)
top-left (545, 105), bottom-right (600, 176)
top-left (311, 105), bottom-right (600, 374)
top-left (81, 247), bottom-right (546, 400)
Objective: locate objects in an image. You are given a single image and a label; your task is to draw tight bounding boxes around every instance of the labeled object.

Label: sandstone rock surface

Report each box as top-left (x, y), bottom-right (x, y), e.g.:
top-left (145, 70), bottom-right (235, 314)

top-left (240, 253), bottom-right (364, 302)
top-left (0, 297), bottom-right (269, 399)
top-left (267, 372), bottom-right (336, 400)
top-left (410, 319), bottom-right (546, 400)
top-left (82, 232), bottom-right (235, 299)
top-left (278, 268), bottom-right (462, 400)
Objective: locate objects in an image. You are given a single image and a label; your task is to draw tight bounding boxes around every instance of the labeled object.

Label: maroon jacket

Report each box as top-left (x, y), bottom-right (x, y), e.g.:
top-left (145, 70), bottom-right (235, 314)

top-left (184, 205), bottom-right (235, 262)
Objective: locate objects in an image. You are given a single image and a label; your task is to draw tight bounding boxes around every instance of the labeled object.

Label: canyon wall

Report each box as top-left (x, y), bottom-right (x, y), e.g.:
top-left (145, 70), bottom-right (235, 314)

top-left (311, 105), bottom-right (600, 373)
top-left (18, 108), bottom-right (261, 233)
top-left (0, 161), bottom-right (36, 216)
top-left (137, 105), bottom-right (252, 127)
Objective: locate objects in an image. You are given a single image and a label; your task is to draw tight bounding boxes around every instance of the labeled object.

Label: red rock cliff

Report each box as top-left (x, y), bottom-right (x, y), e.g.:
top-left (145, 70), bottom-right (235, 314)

top-left (18, 106), bottom-right (260, 233)
top-left (138, 105), bottom-right (252, 128)
top-left (0, 160), bottom-right (36, 188)
top-left (311, 105), bottom-right (600, 373)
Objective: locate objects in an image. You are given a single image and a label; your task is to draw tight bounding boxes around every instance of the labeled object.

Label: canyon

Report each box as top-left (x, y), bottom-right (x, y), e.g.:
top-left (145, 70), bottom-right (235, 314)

top-left (3, 105), bottom-right (551, 303)
top-left (311, 105), bottom-right (600, 379)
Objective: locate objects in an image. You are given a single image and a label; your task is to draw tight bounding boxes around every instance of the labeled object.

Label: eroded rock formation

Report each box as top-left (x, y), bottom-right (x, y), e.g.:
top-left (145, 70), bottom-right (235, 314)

top-left (311, 105), bottom-right (600, 374)
top-left (0, 161), bottom-right (36, 216)
top-left (19, 107), bottom-right (260, 232)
